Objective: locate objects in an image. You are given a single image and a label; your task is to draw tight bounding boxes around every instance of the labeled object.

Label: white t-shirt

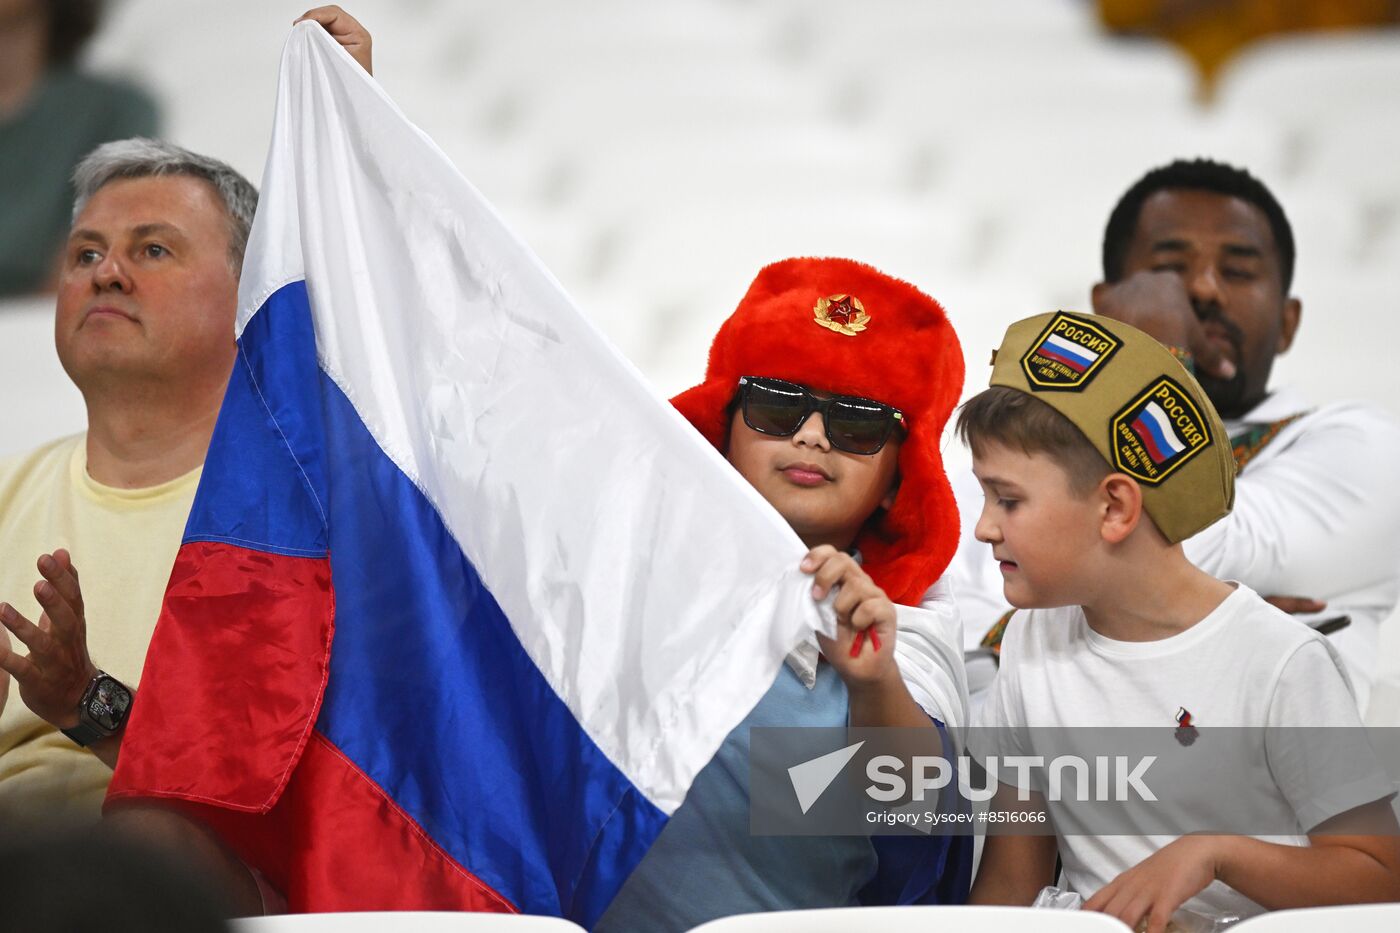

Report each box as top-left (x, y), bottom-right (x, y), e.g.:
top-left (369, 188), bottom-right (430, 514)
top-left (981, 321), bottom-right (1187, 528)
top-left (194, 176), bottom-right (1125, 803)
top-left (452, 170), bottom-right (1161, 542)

top-left (974, 584), bottom-right (1394, 919)
top-left (953, 389), bottom-right (1400, 712)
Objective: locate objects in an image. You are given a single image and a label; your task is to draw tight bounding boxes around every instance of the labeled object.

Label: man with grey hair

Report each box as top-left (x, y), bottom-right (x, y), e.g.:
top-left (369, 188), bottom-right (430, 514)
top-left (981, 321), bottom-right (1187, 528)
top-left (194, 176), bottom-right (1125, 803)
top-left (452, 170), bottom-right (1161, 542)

top-left (0, 137), bottom-right (256, 825)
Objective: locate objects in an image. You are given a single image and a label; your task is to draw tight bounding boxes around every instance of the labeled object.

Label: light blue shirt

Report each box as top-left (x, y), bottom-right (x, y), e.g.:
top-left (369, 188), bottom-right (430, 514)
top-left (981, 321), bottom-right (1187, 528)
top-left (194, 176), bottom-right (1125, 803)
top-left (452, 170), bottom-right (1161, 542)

top-left (596, 663), bottom-right (874, 932)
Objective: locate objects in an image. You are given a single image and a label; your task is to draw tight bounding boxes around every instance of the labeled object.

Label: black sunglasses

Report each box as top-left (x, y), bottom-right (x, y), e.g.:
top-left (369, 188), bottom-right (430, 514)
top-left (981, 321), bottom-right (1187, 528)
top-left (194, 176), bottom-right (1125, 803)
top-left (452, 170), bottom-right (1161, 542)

top-left (737, 376), bottom-right (905, 455)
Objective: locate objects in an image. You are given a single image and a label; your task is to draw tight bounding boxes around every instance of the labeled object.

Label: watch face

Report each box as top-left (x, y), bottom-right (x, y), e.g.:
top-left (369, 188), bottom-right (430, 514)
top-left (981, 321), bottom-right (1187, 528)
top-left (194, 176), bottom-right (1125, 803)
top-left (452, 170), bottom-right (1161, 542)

top-left (86, 676), bottom-right (133, 732)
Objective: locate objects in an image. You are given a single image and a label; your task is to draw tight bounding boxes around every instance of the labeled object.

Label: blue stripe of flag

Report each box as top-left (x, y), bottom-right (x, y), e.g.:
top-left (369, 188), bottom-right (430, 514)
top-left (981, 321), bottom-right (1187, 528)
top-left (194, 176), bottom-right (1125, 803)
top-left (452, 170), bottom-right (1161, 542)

top-left (220, 282), bottom-right (667, 926)
top-left (1131, 407), bottom-right (1179, 461)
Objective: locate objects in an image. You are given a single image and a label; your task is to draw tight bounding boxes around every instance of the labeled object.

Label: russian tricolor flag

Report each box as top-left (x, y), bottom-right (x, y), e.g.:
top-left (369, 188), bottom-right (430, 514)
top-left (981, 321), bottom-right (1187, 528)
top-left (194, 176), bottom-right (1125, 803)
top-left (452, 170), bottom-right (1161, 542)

top-left (1037, 333), bottom-right (1099, 373)
top-left (108, 24), bottom-right (835, 924)
top-left (1130, 401), bottom-right (1187, 465)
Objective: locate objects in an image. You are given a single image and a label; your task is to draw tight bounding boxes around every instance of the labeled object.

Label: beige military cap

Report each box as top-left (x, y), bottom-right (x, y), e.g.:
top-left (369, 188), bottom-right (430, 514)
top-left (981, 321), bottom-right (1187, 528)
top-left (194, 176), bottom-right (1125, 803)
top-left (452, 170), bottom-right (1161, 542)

top-left (988, 311), bottom-right (1235, 543)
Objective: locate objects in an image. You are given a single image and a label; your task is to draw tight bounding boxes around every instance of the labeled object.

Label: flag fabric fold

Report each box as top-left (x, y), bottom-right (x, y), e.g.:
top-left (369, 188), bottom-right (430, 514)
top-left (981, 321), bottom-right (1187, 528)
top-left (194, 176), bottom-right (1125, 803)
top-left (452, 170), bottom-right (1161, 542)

top-left (108, 23), bottom-right (833, 924)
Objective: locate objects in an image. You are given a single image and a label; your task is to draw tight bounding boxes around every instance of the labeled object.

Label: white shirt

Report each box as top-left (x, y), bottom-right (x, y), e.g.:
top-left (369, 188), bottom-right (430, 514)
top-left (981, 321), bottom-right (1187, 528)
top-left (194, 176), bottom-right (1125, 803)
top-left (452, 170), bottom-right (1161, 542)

top-left (974, 585), bottom-right (1393, 920)
top-left (951, 388), bottom-right (1400, 711)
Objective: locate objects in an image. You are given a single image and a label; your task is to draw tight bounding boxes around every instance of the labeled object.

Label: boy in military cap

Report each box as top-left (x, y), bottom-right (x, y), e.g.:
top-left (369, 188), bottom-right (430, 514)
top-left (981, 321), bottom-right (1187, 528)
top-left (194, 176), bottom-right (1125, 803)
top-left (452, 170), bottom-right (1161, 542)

top-left (963, 312), bottom-right (1400, 929)
top-left (597, 257), bottom-right (971, 930)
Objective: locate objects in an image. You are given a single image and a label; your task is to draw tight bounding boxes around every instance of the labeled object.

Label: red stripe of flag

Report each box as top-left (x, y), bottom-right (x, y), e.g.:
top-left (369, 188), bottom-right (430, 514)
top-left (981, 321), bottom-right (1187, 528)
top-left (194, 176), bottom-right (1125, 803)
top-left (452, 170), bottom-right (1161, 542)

top-left (1130, 417), bottom-right (1170, 464)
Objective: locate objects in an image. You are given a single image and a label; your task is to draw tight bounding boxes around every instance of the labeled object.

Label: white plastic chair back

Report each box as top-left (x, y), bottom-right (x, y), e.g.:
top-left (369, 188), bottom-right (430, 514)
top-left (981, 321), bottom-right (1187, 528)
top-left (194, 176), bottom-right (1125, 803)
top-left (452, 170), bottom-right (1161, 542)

top-left (231, 911), bottom-right (586, 932)
top-left (1230, 903), bottom-right (1400, 931)
top-left (0, 298), bottom-right (85, 461)
top-left (688, 905), bottom-right (1133, 932)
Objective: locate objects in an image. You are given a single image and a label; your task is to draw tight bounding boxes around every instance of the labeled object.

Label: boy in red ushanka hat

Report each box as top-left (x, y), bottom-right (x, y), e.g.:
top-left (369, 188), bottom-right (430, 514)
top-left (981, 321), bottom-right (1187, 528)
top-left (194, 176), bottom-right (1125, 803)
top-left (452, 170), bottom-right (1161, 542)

top-left (596, 258), bottom-right (972, 931)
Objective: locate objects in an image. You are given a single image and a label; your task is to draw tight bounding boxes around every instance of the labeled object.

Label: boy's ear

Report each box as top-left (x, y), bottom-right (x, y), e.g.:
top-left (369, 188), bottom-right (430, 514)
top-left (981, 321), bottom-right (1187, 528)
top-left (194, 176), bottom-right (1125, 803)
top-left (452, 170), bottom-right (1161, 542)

top-left (880, 471), bottom-right (901, 512)
top-left (721, 404), bottom-right (742, 457)
top-left (1098, 473), bottom-right (1143, 544)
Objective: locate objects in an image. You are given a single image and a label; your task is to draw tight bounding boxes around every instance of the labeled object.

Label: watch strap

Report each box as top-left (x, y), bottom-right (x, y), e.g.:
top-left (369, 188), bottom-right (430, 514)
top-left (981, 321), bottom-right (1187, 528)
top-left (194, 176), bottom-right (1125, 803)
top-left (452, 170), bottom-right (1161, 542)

top-left (61, 719), bottom-right (107, 748)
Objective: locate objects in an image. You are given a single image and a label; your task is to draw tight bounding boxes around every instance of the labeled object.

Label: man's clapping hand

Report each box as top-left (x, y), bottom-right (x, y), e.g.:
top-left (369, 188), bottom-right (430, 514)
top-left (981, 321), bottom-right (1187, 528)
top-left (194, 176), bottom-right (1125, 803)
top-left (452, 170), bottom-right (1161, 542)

top-left (0, 549), bottom-right (99, 731)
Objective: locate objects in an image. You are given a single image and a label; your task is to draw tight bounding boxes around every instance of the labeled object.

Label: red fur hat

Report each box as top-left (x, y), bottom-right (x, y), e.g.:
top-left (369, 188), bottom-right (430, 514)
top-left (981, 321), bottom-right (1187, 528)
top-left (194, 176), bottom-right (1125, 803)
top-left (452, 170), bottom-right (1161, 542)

top-left (671, 257), bottom-right (964, 606)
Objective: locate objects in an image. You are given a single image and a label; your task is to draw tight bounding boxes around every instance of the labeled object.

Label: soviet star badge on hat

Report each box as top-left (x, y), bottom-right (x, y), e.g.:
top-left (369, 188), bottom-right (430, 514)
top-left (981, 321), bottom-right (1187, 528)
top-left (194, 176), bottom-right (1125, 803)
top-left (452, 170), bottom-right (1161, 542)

top-left (987, 311), bottom-right (1236, 543)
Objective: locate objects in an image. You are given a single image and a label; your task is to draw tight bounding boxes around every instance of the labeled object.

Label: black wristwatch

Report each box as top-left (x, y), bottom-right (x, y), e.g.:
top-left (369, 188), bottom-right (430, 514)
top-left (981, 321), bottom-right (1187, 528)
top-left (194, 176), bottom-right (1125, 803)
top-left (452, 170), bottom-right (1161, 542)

top-left (61, 671), bottom-right (133, 747)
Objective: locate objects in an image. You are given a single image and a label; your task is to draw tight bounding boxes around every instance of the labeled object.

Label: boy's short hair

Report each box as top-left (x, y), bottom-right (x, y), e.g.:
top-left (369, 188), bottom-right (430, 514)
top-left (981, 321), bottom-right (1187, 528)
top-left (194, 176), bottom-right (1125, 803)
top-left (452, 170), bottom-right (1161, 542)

top-left (957, 387), bottom-right (1111, 495)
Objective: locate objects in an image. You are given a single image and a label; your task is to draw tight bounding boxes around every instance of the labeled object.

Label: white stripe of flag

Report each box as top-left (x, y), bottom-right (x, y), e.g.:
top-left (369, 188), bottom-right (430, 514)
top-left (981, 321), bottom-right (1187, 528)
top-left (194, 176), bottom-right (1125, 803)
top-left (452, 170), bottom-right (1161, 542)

top-left (1141, 402), bottom-right (1187, 455)
top-left (1044, 333), bottom-right (1099, 366)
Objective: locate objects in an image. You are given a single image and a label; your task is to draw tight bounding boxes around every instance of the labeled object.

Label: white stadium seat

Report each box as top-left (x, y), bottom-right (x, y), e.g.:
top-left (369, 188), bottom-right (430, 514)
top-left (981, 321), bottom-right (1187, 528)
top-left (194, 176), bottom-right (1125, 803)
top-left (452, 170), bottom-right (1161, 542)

top-left (1293, 120), bottom-right (1400, 218)
top-left (0, 299), bottom-right (86, 461)
top-left (688, 905), bottom-right (1133, 932)
top-left (231, 913), bottom-right (585, 932)
top-left (563, 125), bottom-right (922, 223)
top-left (1270, 268), bottom-right (1400, 412)
top-left (1215, 31), bottom-right (1400, 135)
top-left (933, 110), bottom-right (1285, 217)
top-left (856, 40), bottom-right (1198, 150)
top-left (770, 0), bottom-right (1098, 63)
top-left (601, 196), bottom-right (971, 375)
top-left (1231, 902), bottom-right (1400, 931)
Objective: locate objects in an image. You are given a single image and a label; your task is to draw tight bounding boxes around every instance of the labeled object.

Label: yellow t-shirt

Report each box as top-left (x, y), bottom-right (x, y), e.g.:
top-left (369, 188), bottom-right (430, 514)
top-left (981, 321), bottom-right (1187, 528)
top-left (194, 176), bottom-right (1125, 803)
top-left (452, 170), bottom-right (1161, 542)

top-left (0, 434), bottom-right (200, 824)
